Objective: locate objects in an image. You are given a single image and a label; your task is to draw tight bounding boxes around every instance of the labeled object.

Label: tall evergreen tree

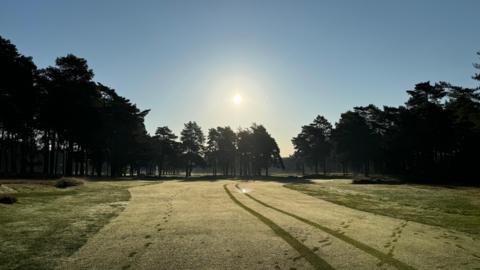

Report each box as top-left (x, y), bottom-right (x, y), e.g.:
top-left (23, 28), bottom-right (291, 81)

top-left (180, 121), bottom-right (205, 177)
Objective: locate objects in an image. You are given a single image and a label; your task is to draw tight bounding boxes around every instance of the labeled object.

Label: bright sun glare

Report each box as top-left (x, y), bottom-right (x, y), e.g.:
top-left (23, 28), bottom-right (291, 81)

top-left (233, 94), bottom-right (242, 105)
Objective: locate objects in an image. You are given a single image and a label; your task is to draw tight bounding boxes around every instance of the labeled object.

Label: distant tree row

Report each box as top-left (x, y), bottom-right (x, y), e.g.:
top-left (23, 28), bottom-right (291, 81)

top-left (0, 35), bottom-right (284, 178)
top-left (293, 52), bottom-right (480, 182)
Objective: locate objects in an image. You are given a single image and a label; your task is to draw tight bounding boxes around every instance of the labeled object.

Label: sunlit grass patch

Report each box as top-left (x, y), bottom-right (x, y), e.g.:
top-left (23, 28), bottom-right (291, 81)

top-left (285, 181), bottom-right (480, 235)
top-left (0, 180), bottom-right (149, 270)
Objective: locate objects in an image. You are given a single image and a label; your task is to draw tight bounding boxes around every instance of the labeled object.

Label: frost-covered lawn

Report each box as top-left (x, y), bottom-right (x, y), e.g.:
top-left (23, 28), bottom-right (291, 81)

top-left (0, 180), bottom-right (151, 270)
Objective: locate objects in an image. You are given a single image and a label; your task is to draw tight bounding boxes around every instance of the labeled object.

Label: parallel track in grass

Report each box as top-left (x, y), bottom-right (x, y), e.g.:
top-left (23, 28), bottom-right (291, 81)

top-left (223, 184), bottom-right (335, 270)
top-left (236, 184), bottom-right (416, 270)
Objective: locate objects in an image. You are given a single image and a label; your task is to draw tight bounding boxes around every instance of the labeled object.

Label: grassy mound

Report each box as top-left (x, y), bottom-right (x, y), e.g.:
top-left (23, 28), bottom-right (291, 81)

top-left (54, 178), bottom-right (84, 189)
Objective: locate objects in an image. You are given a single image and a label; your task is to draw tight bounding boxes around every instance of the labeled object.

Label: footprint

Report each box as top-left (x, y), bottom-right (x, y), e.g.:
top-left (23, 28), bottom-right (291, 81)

top-left (292, 255), bottom-right (303, 262)
top-left (128, 251), bottom-right (137, 257)
top-left (321, 242), bottom-right (332, 247)
top-left (144, 242), bottom-right (152, 247)
top-left (318, 238), bottom-right (329, 243)
top-left (145, 235), bottom-right (151, 239)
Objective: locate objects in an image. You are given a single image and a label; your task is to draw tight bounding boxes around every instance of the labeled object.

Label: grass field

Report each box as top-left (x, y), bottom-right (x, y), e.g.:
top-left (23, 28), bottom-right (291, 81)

top-left (285, 180), bottom-right (480, 235)
top-left (0, 179), bottom-right (151, 270)
top-left (1, 178), bottom-right (480, 270)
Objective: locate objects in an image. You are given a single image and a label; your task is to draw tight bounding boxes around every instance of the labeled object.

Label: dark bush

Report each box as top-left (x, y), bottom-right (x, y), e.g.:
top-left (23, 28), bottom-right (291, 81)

top-left (54, 178), bottom-right (84, 189)
top-left (0, 194), bottom-right (17, 204)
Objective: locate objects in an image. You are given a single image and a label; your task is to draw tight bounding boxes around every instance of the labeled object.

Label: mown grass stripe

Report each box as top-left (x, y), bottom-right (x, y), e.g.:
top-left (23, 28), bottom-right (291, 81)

top-left (223, 184), bottom-right (335, 270)
top-left (236, 184), bottom-right (416, 270)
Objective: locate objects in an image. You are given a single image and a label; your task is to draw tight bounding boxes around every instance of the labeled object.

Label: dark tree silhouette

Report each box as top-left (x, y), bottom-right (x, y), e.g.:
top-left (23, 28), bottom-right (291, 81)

top-left (206, 128), bottom-right (221, 176)
top-left (180, 121), bottom-right (205, 177)
top-left (332, 111), bottom-right (377, 176)
top-left (205, 126), bottom-right (236, 176)
top-left (39, 54), bottom-right (98, 176)
top-left (237, 124), bottom-right (284, 176)
top-left (292, 115), bottom-right (332, 175)
top-left (0, 36), bottom-right (39, 175)
top-left (153, 126), bottom-right (178, 177)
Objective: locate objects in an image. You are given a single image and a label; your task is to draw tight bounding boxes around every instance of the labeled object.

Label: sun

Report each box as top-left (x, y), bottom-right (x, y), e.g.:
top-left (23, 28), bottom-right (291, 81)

top-left (233, 94), bottom-right (242, 105)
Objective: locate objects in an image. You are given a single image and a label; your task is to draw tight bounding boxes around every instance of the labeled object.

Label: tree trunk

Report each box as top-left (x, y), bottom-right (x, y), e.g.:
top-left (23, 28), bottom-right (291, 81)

top-left (49, 134), bottom-right (55, 176)
top-left (10, 141), bottom-right (17, 175)
top-left (43, 132), bottom-right (49, 175)
top-left (323, 159), bottom-right (327, 175)
top-left (158, 159), bottom-right (163, 178)
top-left (79, 150), bottom-right (84, 176)
top-left (66, 140), bottom-right (74, 176)
top-left (364, 161), bottom-right (370, 177)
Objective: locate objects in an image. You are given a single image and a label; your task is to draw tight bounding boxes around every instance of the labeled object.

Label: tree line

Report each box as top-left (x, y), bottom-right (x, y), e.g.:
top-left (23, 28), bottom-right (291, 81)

top-left (292, 52), bottom-right (480, 182)
top-left (2, 34), bottom-right (479, 182)
top-left (0, 35), bottom-right (284, 178)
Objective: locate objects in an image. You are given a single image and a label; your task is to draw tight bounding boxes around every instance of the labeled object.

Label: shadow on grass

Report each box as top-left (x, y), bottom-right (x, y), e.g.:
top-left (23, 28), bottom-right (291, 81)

top-left (352, 175), bottom-right (480, 188)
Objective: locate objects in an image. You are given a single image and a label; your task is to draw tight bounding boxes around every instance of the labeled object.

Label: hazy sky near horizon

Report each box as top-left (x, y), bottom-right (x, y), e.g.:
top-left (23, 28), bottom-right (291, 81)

top-left (1, 0), bottom-right (479, 156)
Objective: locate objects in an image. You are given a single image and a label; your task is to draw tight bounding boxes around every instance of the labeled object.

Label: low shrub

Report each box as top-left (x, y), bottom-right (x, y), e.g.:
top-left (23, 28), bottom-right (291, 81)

top-left (0, 194), bottom-right (17, 204)
top-left (54, 178), bottom-right (84, 189)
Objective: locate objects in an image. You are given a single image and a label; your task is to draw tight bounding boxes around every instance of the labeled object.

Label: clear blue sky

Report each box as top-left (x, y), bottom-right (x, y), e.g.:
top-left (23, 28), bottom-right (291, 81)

top-left (1, 0), bottom-right (479, 156)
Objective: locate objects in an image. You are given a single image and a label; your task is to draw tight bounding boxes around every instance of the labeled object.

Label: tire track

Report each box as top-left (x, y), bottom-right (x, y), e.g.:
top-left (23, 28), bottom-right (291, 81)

top-left (224, 184), bottom-right (334, 270)
top-left (236, 184), bottom-right (416, 270)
